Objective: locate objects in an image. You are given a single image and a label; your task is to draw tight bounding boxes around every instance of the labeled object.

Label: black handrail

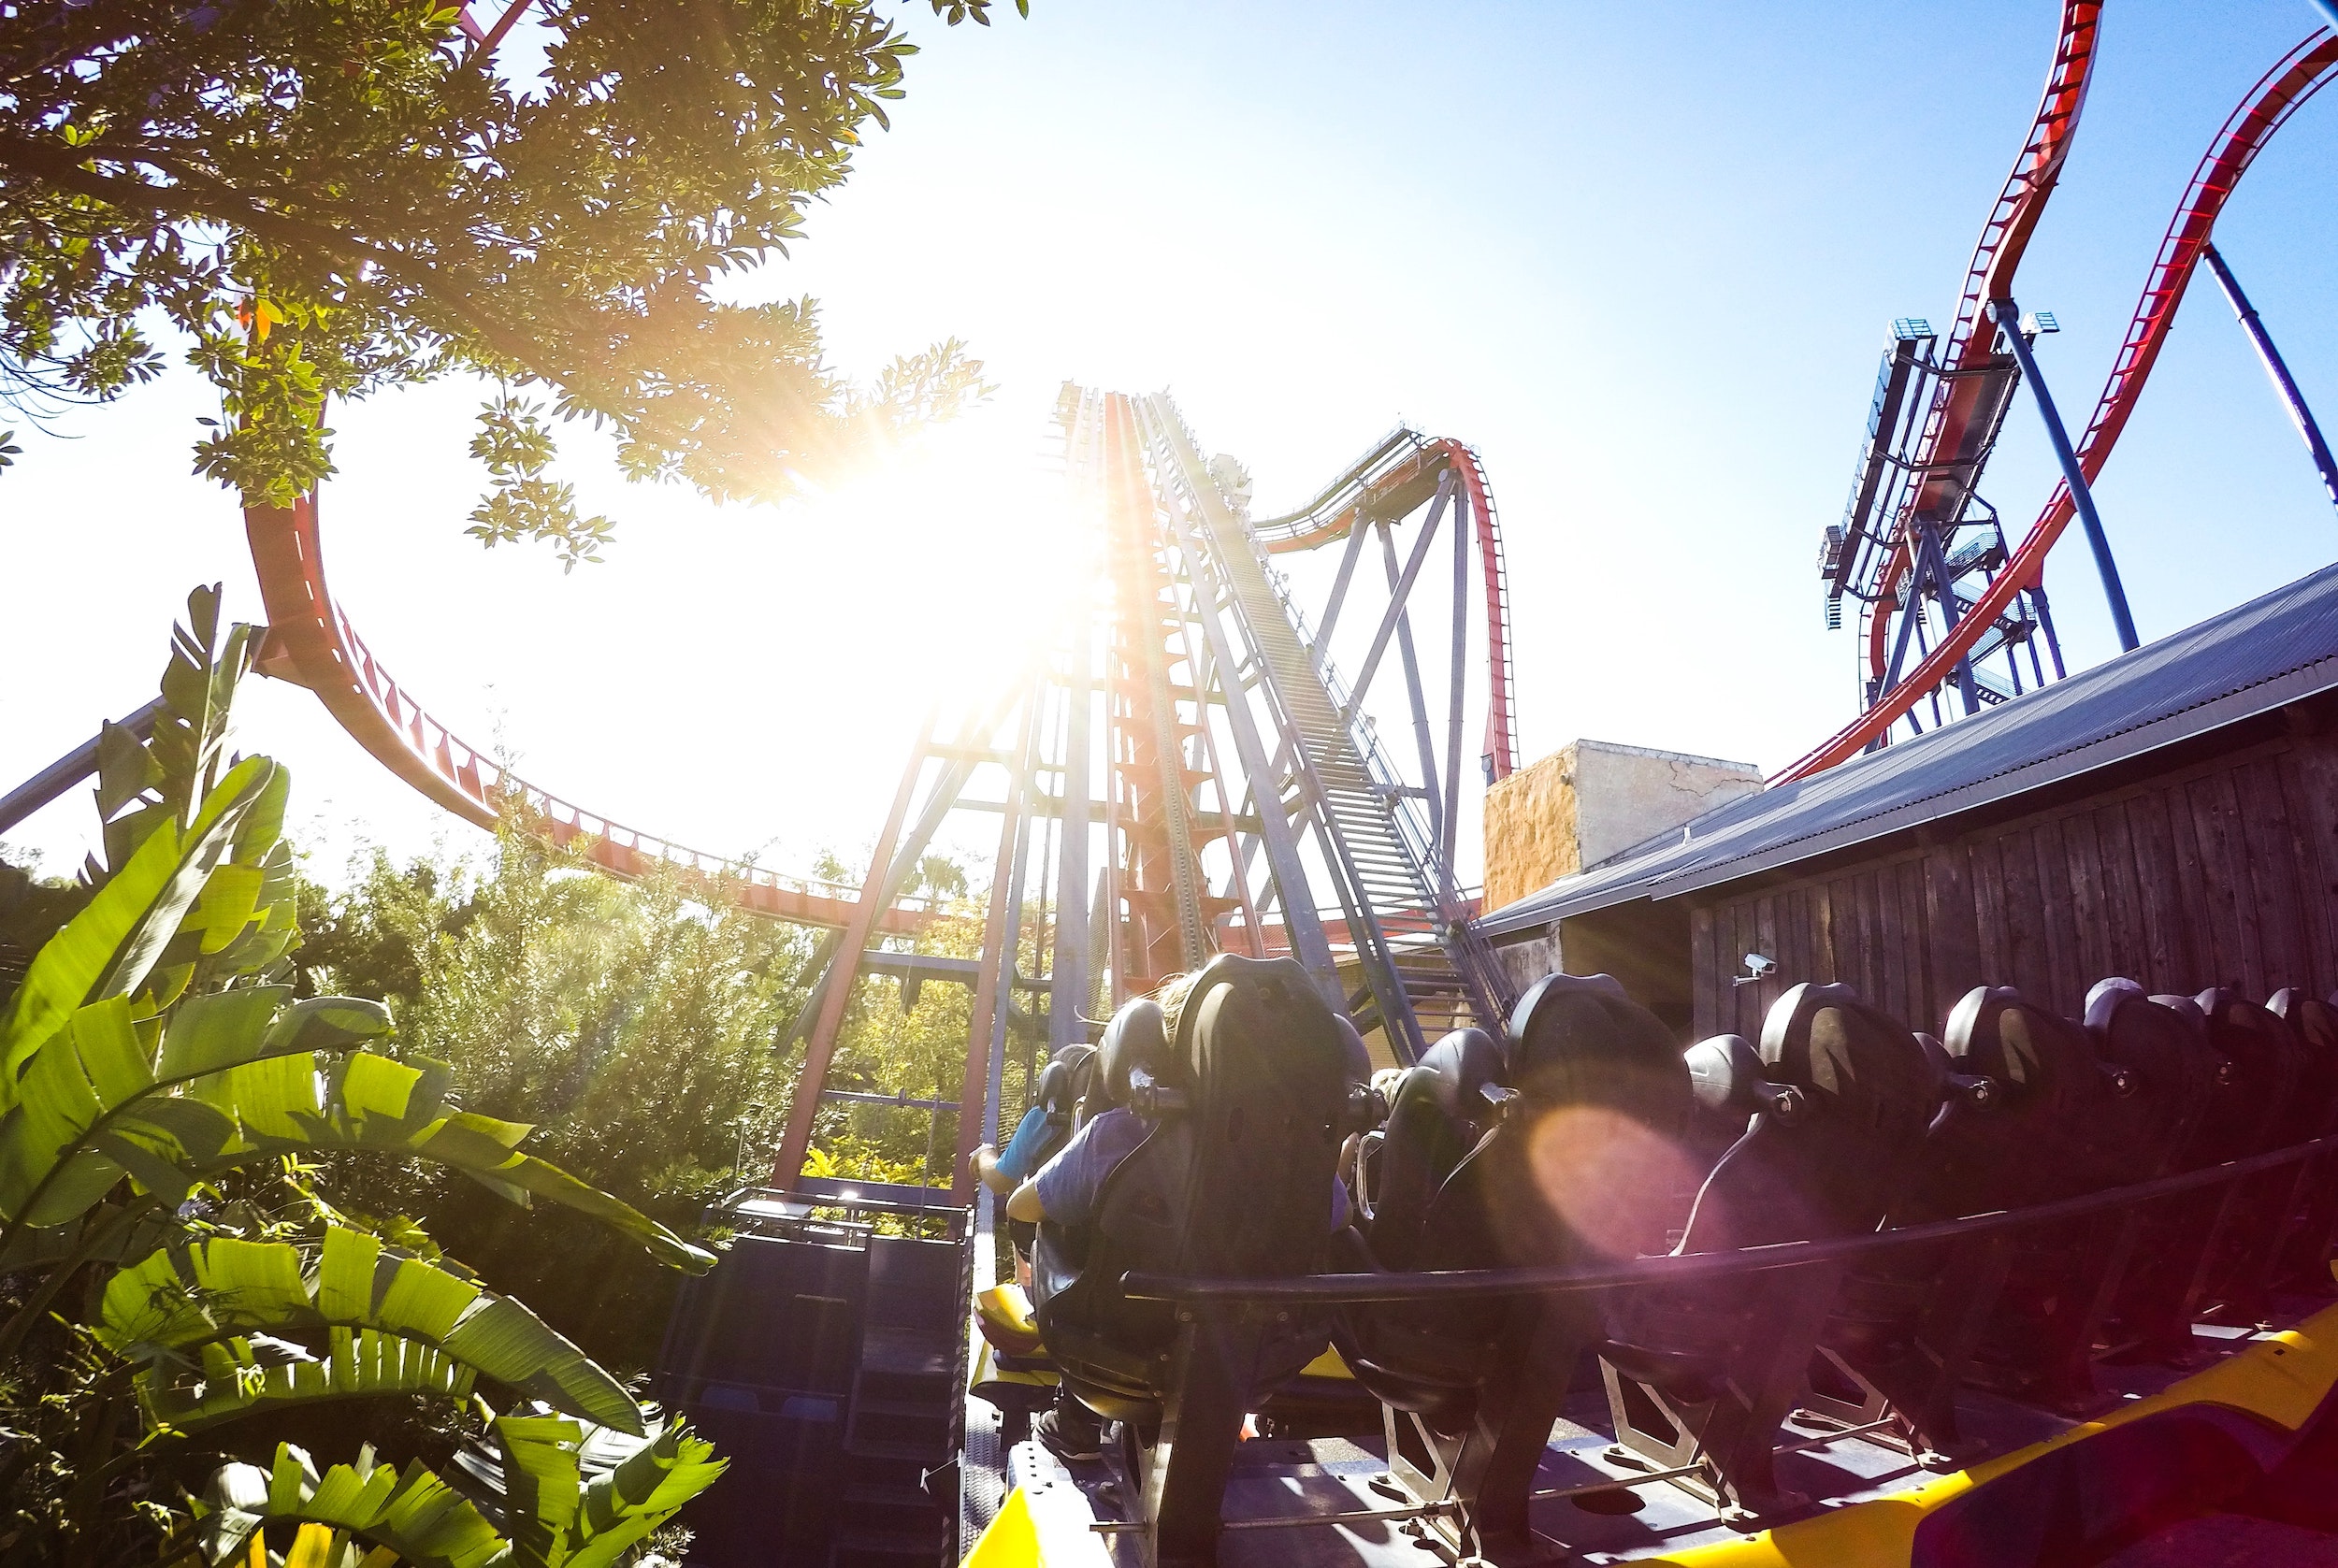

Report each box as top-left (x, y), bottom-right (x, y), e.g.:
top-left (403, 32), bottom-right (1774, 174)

top-left (719, 1183), bottom-right (972, 1230)
top-left (1119, 1130), bottom-right (2338, 1305)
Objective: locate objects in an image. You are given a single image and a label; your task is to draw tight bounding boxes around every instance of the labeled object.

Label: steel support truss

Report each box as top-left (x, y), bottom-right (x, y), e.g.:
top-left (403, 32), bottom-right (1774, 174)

top-left (764, 390), bottom-right (1523, 1213)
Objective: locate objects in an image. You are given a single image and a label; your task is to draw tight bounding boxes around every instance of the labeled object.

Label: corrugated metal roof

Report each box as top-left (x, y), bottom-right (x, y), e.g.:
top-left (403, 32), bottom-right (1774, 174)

top-left (1480, 560), bottom-right (2338, 936)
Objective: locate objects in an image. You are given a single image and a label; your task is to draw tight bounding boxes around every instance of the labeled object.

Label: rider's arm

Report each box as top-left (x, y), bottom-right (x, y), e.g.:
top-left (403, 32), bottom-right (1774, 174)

top-left (993, 1104), bottom-right (1059, 1183)
top-left (972, 1102), bottom-right (1064, 1196)
top-left (1005, 1108), bottom-right (1144, 1230)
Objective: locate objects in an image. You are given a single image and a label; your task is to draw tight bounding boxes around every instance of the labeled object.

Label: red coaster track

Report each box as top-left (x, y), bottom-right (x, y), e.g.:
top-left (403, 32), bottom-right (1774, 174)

top-left (1859, 1), bottom-right (2102, 707)
top-left (243, 496), bottom-right (921, 933)
top-left (1249, 433), bottom-right (1520, 782)
top-left (1781, 22), bottom-right (2338, 784)
top-left (238, 431), bottom-right (1518, 940)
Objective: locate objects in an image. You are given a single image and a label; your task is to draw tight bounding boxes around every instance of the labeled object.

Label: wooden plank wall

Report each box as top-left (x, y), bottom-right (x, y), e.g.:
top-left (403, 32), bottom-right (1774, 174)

top-left (1691, 732), bottom-right (2338, 1040)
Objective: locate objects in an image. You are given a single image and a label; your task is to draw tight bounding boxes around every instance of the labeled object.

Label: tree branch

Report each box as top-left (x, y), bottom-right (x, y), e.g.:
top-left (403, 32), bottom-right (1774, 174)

top-left (0, 132), bottom-right (587, 399)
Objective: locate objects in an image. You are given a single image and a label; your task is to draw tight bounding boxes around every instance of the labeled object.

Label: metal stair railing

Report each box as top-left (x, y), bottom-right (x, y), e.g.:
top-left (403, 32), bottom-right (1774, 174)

top-left (1265, 543), bottom-right (1511, 1026)
top-left (1136, 399), bottom-right (1433, 1056)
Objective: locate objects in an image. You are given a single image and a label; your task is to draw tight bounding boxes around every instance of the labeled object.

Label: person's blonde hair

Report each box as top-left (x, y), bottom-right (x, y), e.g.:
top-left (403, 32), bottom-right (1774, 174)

top-left (1151, 968), bottom-right (1205, 1053)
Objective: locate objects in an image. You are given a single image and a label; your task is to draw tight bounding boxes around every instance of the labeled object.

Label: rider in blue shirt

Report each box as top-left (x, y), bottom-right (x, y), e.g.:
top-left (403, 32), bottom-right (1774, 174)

top-left (970, 1044), bottom-right (1093, 1200)
top-left (1005, 1104), bottom-right (1350, 1231)
top-left (970, 1099), bottom-right (1063, 1196)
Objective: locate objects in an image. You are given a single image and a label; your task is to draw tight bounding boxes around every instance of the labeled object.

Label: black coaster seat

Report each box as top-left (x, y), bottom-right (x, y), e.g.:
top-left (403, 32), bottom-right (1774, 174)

top-left (2152, 990), bottom-right (2249, 1165)
top-left (2091, 982), bottom-right (2243, 1362)
top-left (1930, 987), bottom-right (2147, 1410)
top-left (1494, 972), bottom-right (1701, 1268)
top-left (1790, 986), bottom-right (2102, 1460)
top-left (2082, 980), bottom-right (2217, 1188)
top-left (1338, 972), bottom-right (1694, 1561)
top-left (1030, 954), bottom-right (1351, 1431)
top-left (2270, 989), bottom-right (2338, 1144)
top-left (2269, 989), bottom-right (2338, 1291)
top-left (1334, 1023), bottom-right (1509, 1430)
top-left (1335, 973), bottom-right (1696, 1412)
top-left (1249, 1013), bottom-right (1384, 1441)
top-left (1598, 982), bottom-right (1937, 1521)
top-left (2196, 986), bottom-right (2308, 1156)
top-left (2192, 986), bottom-right (2312, 1321)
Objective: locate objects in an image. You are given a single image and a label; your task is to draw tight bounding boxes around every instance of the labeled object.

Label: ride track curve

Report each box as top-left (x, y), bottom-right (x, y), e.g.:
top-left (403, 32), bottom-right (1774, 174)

top-left (1860, 0), bottom-right (2102, 702)
top-left (1782, 23), bottom-right (2338, 784)
top-left (239, 441), bottom-right (1521, 939)
top-left (1248, 432), bottom-right (1521, 782)
top-left (240, 496), bottom-right (924, 934)
top-left (224, 0), bottom-right (948, 935)
top-left (223, 2), bottom-right (1534, 939)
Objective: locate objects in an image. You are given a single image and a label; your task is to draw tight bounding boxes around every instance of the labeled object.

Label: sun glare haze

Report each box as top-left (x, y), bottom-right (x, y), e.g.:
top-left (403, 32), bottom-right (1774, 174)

top-left (5, 0), bottom-right (2334, 892)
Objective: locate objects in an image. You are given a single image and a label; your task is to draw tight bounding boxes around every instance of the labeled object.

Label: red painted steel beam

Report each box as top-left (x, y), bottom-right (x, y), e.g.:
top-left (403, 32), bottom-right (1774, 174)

top-left (243, 496), bottom-right (920, 933)
top-left (1100, 393), bottom-right (1235, 993)
top-left (452, 1), bottom-right (533, 53)
top-left (1782, 28), bottom-right (2338, 784)
top-left (1863, 1), bottom-right (2103, 684)
top-left (767, 719), bottom-right (933, 1190)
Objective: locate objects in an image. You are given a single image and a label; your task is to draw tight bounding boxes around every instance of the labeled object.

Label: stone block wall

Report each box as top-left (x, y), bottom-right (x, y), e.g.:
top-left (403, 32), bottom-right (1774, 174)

top-left (1483, 740), bottom-right (1762, 915)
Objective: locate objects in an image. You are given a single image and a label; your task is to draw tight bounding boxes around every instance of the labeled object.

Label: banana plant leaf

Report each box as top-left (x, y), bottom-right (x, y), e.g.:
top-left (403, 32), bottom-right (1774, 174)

top-left (195, 1422), bottom-right (723, 1568)
top-left (102, 1225), bottom-right (642, 1432)
top-left (147, 1329), bottom-right (480, 1432)
top-left (0, 755), bottom-right (277, 1083)
top-left (0, 987), bottom-right (384, 1228)
top-left (496, 1414), bottom-right (727, 1568)
top-left (0, 987), bottom-right (708, 1272)
top-left (198, 1443), bottom-right (507, 1568)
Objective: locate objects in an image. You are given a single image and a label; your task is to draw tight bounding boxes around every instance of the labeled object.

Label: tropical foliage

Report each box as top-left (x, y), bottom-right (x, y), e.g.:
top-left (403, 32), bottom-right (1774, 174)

top-left (296, 831), bottom-right (817, 1370)
top-left (0, 0), bottom-right (1019, 563)
top-left (291, 830), bottom-right (995, 1359)
top-left (0, 588), bottom-right (717, 1565)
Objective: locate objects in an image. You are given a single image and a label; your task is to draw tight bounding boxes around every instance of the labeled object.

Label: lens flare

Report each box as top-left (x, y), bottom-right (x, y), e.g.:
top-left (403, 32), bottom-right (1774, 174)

top-left (1526, 1104), bottom-right (1698, 1258)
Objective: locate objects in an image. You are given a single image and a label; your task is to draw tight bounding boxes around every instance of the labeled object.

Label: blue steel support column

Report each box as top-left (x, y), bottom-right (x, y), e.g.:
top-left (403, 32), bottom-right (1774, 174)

top-left (1343, 486), bottom-right (1451, 718)
top-left (2201, 243), bottom-right (2338, 515)
top-left (1313, 511), bottom-right (1378, 650)
top-left (1989, 297), bottom-right (2141, 654)
top-left (974, 683), bottom-right (1042, 1187)
top-left (2028, 578), bottom-right (2067, 680)
top-left (0, 698), bottom-right (164, 834)
top-left (1911, 522), bottom-right (1983, 716)
top-left (1378, 516), bottom-right (1448, 858)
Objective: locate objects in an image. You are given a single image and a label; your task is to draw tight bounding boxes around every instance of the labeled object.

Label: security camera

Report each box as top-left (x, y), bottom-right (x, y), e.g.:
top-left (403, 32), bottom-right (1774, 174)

top-left (1732, 953), bottom-right (1778, 987)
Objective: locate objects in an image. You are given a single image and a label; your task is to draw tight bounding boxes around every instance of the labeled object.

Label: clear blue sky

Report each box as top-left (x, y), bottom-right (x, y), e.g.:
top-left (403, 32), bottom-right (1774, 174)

top-left (5, 1), bottom-right (2334, 887)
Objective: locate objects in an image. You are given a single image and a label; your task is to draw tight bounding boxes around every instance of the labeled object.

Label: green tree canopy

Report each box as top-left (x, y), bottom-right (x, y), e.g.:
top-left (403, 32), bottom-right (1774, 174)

top-left (0, 0), bottom-right (1017, 565)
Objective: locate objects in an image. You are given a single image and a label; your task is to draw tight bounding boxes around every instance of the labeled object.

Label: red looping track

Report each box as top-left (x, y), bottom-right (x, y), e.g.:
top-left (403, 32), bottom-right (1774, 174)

top-left (1864, 0), bottom-right (2102, 683)
top-left (1783, 24), bottom-right (2338, 784)
top-left (232, 5), bottom-right (1520, 934)
top-left (1251, 436), bottom-right (1520, 781)
top-left (244, 441), bottom-right (1518, 931)
top-left (237, 3), bottom-right (922, 932)
top-left (242, 497), bottom-right (918, 932)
